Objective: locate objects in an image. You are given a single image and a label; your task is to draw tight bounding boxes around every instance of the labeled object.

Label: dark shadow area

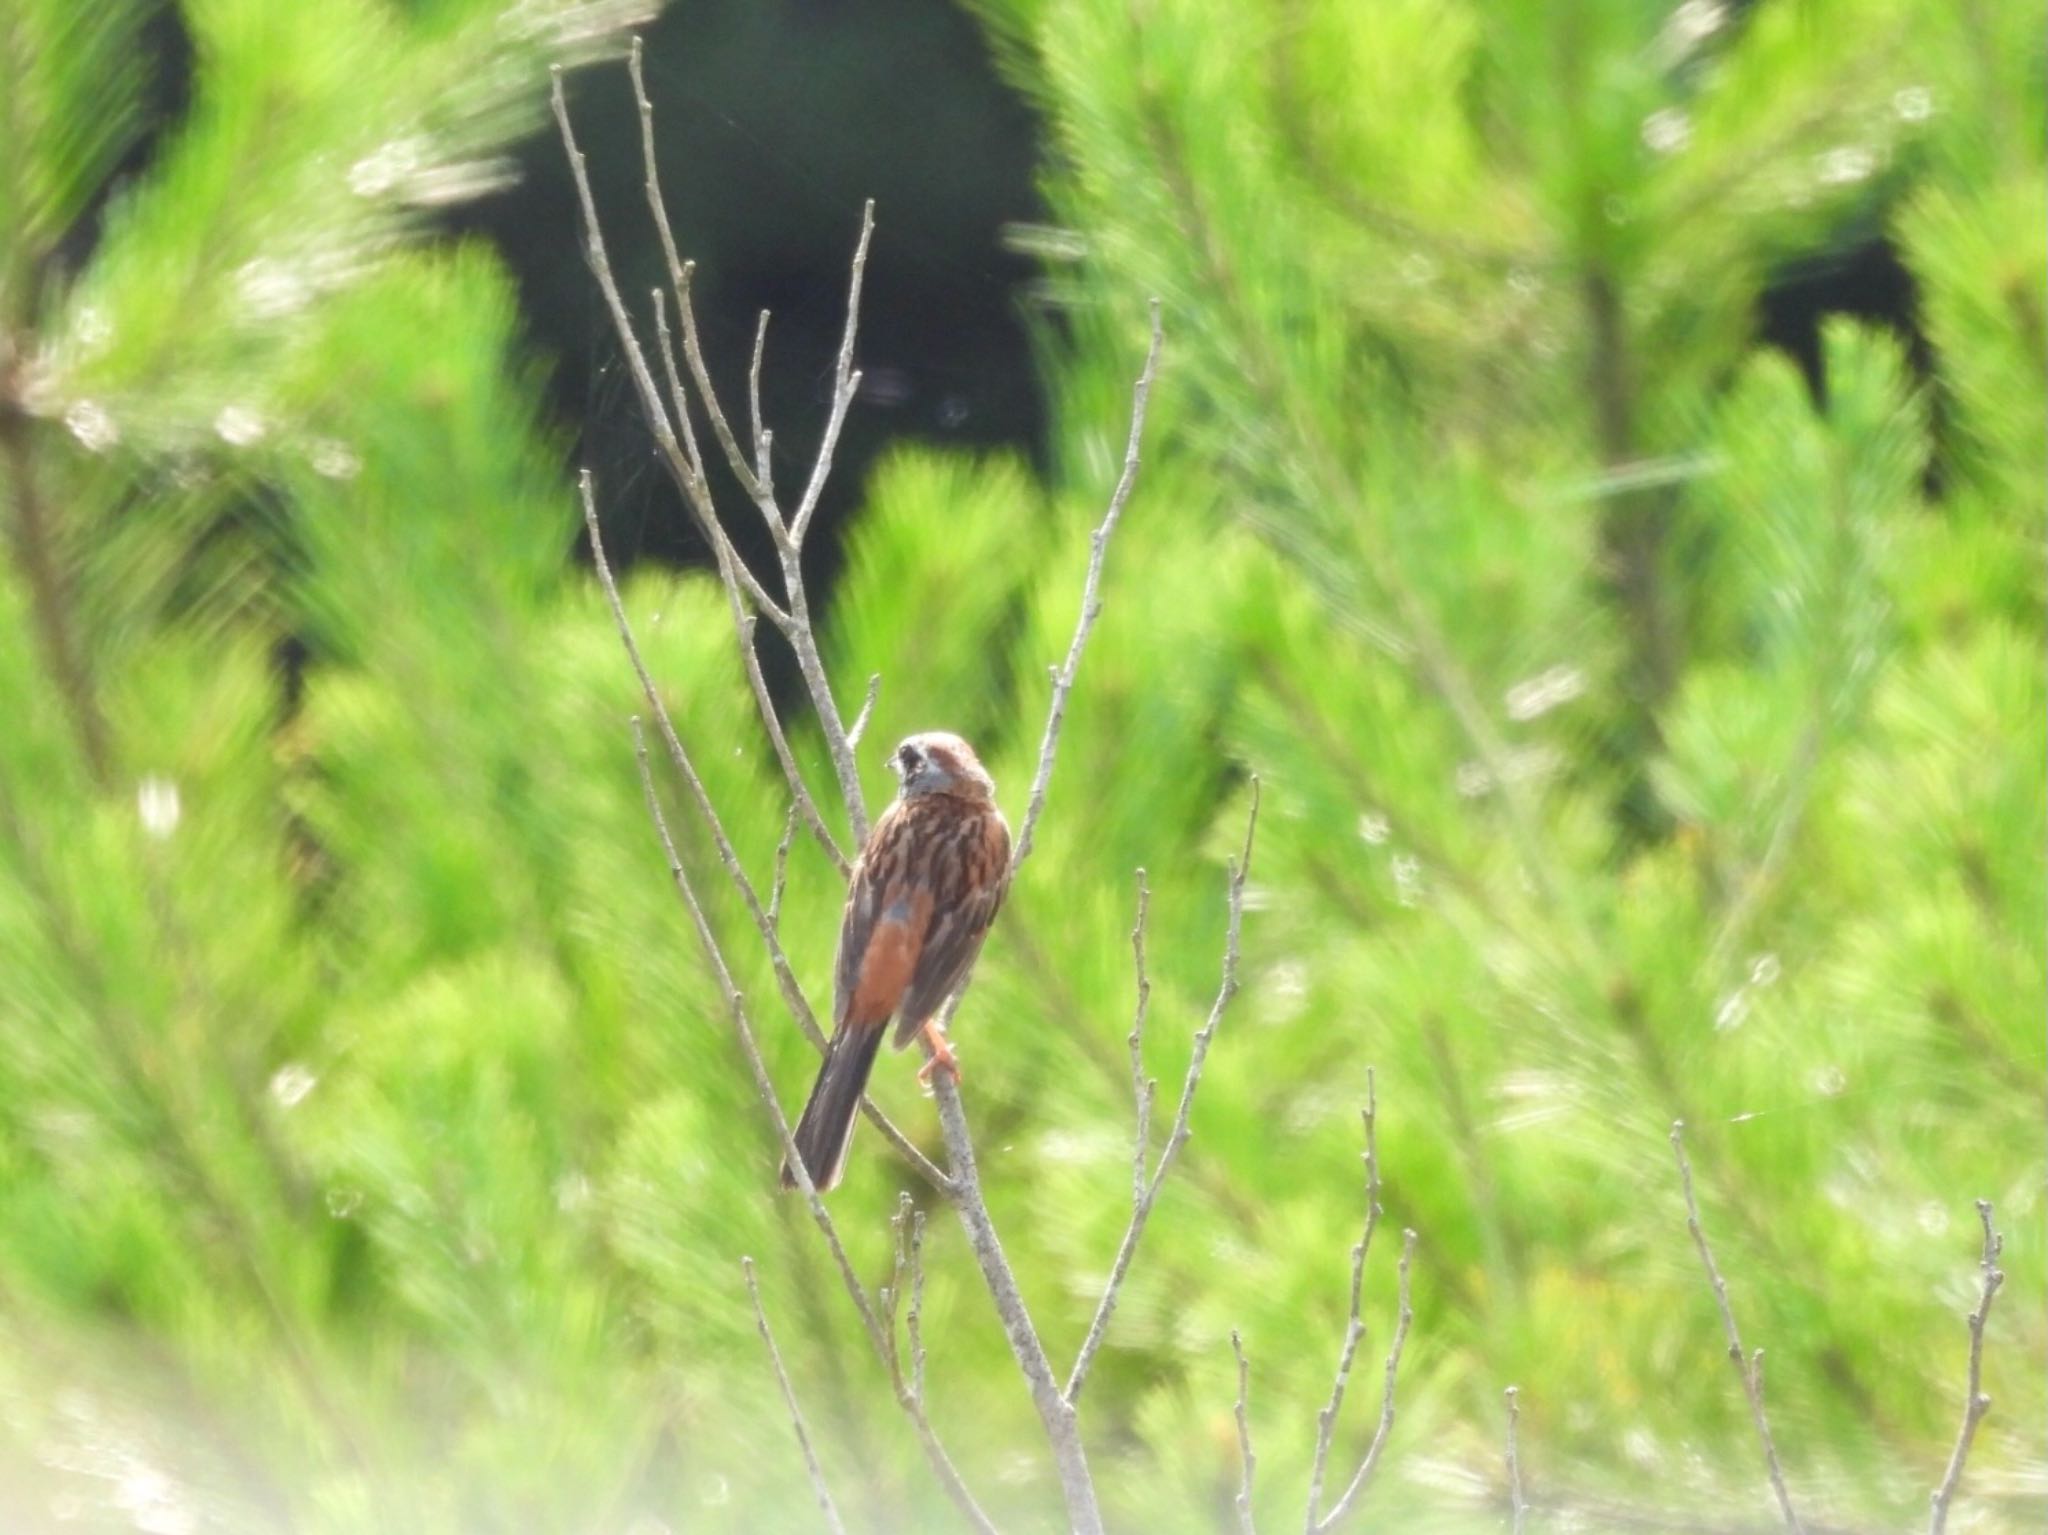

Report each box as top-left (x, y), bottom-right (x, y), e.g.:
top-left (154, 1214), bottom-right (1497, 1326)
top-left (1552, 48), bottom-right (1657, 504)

top-left (448, 0), bottom-right (1051, 606)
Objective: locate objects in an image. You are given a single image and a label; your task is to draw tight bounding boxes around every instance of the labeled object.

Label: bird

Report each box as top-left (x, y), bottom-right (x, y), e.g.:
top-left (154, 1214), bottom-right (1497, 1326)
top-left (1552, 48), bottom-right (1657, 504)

top-left (780, 731), bottom-right (1012, 1193)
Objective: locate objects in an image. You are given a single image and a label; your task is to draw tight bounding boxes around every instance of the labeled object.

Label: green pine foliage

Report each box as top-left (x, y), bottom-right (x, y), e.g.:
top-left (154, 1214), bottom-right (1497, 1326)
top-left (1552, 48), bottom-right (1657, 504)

top-left (0, 0), bottom-right (2041, 1531)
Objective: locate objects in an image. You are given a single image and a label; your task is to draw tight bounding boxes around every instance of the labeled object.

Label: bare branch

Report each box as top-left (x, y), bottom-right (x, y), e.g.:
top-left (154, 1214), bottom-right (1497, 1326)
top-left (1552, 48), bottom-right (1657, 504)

top-left (1313, 1229), bottom-right (1416, 1533)
top-left (1127, 869), bottom-right (1155, 1212)
top-left (1928, 1200), bottom-right (2005, 1535)
top-left (1505, 1387), bottom-right (1527, 1535)
top-left (1307, 1076), bottom-right (1382, 1525)
top-left (647, 295), bottom-right (850, 876)
top-left (1232, 1330), bottom-right (1259, 1535)
top-left (930, 1072), bottom-right (1104, 1534)
top-left (1066, 783), bottom-right (1260, 1408)
top-left (627, 40), bottom-right (779, 531)
top-left (551, 71), bottom-right (791, 627)
top-left (789, 201), bottom-right (874, 545)
top-left (1671, 1122), bottom-right (1804, 1534)
top-left (1012, 299), bottom-right (1165, 872)
top-left (631, 722), bottom-right (991, 1532)
top-left (578, 472), bottom-right (941, 1190)
top-left (742, 1257), bottom-right (847, 1535)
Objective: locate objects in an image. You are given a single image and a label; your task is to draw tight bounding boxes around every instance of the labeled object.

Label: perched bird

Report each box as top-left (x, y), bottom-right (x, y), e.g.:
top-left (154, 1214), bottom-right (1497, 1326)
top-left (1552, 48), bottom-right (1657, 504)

top-left (780, 731), bottom-right (1011, 1192)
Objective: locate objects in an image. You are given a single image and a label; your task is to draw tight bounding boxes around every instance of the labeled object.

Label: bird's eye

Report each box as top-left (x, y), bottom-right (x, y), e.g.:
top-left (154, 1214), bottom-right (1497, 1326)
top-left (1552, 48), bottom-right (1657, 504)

top-left (897, 745), bottom-right (921, 773)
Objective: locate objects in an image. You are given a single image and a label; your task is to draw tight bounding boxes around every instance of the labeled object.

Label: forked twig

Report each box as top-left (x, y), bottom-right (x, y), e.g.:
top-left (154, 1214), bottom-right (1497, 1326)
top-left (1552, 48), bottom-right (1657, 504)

top-left (1066, 783), bottom-right (1260, 1407)
top-left (1671, 1122), bottom-right (1803, 1534)
top-left (790, 202), bottom-right (873, 544)
top-left (1313, 1230), bottom-right (1417, 1533)
top-left (609, 45), bottom-right (872, 843)
top-left (1306, 1076), bottom-right (1383, 1523)
top-left (1927, 1200), bottom-right (2005, 1535)
top-left (646, 286), bottom-right (849, 877)
top-left (742, 1257), bottom-right (847, 1535)
top-left (552, 70), bottom-right (787, 624)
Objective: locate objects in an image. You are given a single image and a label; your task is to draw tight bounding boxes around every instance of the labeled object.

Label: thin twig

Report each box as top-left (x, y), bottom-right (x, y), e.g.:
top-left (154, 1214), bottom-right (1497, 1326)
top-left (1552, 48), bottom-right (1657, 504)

top-left (1671, 1122), bottom-right (1804, 1534)
top-left (578, 473), bottom-right (942, 1189)
top-left (1232, 1330), bottom-right (1259, 1535)
top-left (742, 1257), bottom-right (848, 1535)
top-left (1127, 869), bottom-right (1155, 1212)
top-left (847, 673), bottom-right (882, 748)
top-left (768, 804), bottom-right (798, 933)
top-left (749, 308), bottom-right (774, 495)
top-left (908, 1206), bottom-right (929, 1407)
top-left (917, 296), bottom-right (1168, 1047)
top-left (1928, 1200), bottom-right (2005, 1535)
top-left (631, 722), bottom-right (992, 1533)
top-left (1012, 298), bottom-right (1164, 872)
top-left (1505, 1387), bottom-right (1527, 1535)
top-left (789, 201), bottom-right (873, 545)
top-left (1066, 784), bottom-right (1259, 1408)
top-left (1307, 1076), bottom-right (1382, 1525)
top-left (649, 288), bottom-right (709, 487)
top-left (1313, 1229), bottom-right (1416, 1533)
top-left (884, 1194), bottom-right (911, 1370)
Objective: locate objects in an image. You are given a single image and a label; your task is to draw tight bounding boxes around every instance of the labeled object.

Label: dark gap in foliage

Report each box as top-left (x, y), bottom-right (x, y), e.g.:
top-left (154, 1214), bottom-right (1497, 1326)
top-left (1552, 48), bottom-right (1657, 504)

top-left (51, 3), bottom-right (195, 281)
top-left (450, 0), bottom-right (1054, 681)
top-left (1759, 236), bottom-right (1934, 442)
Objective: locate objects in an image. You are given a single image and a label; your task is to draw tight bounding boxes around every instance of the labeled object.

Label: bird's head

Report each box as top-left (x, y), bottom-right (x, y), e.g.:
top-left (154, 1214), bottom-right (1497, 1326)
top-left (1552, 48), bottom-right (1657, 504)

top-left (890, 731), bottom-right (995, 803)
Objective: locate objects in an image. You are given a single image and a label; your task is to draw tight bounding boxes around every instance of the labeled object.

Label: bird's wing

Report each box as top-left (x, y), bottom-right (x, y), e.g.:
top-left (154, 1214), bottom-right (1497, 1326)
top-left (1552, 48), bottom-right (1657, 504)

top-left (893, 808), bottom-right (1011, 1048)
top-left (834, 801), bottom-right (929, 1034)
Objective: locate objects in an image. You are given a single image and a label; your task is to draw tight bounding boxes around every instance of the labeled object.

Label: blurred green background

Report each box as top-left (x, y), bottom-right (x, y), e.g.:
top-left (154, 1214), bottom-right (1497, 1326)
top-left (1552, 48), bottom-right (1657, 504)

top-left (0, 0), bottom-right (2041, 1531)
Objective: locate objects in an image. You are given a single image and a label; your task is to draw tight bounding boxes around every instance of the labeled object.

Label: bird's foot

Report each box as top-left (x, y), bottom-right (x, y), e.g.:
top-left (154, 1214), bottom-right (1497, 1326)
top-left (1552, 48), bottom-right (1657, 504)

top-left (916, 1023), bottom-right (960, 1090)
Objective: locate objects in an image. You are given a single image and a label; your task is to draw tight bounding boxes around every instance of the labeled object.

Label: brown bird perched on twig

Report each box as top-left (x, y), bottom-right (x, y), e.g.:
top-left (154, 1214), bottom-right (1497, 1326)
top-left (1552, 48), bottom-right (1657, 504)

top-left (781, 731), bottom-right (1011, 1192)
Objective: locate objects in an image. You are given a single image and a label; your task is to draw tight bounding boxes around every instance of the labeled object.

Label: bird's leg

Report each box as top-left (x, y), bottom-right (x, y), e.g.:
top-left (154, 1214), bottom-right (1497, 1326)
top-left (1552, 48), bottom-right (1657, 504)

top-left (915, 1019), bottom-right (960, 1088)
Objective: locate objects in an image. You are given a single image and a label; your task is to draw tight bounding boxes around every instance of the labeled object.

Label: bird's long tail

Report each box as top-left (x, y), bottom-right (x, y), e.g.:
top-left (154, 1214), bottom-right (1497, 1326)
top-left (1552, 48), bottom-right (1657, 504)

top-left (780, 1024), bottom-right (886, 1192)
